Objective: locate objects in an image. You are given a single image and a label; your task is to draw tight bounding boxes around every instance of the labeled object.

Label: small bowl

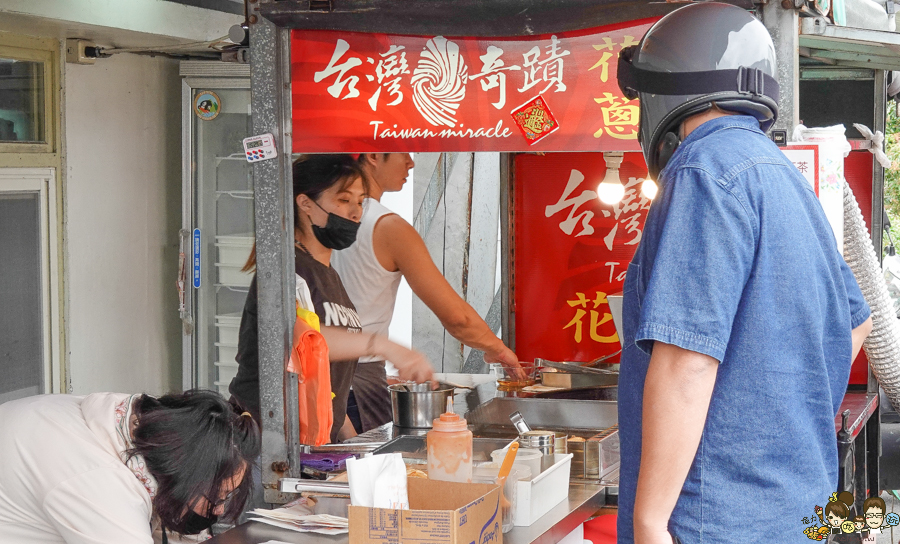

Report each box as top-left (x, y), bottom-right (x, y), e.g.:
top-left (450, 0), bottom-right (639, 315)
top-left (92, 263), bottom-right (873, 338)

top-left (489, 362), bottom-right (538, 389)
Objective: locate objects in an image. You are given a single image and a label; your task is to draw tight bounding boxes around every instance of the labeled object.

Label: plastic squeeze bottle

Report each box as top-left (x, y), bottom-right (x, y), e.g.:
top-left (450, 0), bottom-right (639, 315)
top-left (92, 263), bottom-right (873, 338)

top-left (427, 397), bottom-right (473, 483)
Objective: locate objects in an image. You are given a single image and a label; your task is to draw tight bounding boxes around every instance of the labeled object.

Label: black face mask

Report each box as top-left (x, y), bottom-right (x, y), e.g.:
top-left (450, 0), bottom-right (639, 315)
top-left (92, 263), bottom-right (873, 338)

top-left (180, 510), bottom-right (219, 535)
top-left (309, 200), bottom-right (360, 250)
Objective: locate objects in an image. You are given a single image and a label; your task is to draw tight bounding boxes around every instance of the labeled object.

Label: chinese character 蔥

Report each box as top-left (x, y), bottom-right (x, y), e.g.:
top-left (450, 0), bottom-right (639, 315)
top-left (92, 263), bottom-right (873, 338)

top-left (313, 39), bottom-right (363, 100)
top-left (365, 45), bottom-right (411, 111)
top-left (563, 291), bottom-right (619, 344)
top-left (594, 92), bottom-right (639, 140)
top-left (518, 35), bottom-right (571, 94)
top-left (545, 169), bottom-right (598, 237)
top-left (470, 45), bottom-right (521, 110)
top-left (600, 176), bottom-right (651, 250)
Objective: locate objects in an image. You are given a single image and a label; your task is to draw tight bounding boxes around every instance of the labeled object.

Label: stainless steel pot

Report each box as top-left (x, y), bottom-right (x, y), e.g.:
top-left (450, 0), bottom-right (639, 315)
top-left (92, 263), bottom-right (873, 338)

top-left (389, 384), bottom-right (454, 428)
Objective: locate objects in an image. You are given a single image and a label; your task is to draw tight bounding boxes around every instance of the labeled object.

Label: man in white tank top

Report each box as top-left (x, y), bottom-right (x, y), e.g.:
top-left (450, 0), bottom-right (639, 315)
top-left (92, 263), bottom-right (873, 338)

top-left (332, 153), bottom-right (520, 432)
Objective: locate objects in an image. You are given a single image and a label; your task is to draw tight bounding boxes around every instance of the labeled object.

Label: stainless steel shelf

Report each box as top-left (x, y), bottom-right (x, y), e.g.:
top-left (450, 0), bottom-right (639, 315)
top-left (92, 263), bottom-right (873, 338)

top-left (800, 18), bottom-right (900, 71)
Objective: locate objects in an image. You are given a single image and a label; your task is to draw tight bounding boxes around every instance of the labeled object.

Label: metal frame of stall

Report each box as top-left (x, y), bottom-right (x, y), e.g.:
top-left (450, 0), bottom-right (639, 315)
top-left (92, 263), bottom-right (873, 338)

top-left (246, 13), bottom-right (297, 504)
top-left (246, 0), bottom-right (890, 506)
top-left (792, 17), bottom-right (897, 508)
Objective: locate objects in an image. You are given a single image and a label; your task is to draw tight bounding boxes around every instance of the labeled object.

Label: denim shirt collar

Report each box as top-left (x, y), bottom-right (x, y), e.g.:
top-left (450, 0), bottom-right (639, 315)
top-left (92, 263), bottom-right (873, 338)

top-left (660, 115), bottom-right (761, 179)
top-left (682, 114), bottom-right (761, 146)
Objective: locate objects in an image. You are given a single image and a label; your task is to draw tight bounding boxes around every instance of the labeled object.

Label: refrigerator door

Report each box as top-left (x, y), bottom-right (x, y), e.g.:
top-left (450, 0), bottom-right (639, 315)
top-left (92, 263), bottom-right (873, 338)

top-left (182, 73), bottom-right (253, 395)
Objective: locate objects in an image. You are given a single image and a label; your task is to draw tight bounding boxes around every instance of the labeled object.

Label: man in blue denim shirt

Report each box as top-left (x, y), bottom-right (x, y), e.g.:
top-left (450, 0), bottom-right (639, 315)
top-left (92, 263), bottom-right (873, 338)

top-left (615, 4), bottom-right (872, 543)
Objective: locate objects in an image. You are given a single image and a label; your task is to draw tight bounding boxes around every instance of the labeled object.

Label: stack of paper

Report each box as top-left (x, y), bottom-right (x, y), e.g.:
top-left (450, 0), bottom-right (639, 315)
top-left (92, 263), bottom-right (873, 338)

top-left (520, 384), bottom-right (566, 393)
top-left (249, 504), bottom-right (349, 535)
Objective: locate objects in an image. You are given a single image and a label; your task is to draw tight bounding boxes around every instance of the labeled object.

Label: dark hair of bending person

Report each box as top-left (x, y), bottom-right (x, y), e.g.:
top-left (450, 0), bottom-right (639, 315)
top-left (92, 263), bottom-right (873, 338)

top-left (128, 390), bottom-right (259, 535)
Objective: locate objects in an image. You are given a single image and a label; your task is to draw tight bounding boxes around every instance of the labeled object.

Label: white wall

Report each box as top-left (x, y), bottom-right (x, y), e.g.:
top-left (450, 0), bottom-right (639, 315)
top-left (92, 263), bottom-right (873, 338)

top-left (0, 0), bottom-right (239, 44)
top-left (64, 53), bottom-right (182, 395)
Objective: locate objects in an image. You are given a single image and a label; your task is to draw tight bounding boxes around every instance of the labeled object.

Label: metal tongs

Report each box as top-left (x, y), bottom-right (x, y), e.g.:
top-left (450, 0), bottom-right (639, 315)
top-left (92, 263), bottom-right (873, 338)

top-left (509, 410), bottom-right (532, 434)
top-left (535, 350), bottom-right (621, 375)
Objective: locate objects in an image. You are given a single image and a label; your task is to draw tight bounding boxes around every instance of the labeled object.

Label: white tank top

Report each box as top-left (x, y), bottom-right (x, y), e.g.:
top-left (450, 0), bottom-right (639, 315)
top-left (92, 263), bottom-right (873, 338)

top-left (331, 198), bottom-right (403, 363)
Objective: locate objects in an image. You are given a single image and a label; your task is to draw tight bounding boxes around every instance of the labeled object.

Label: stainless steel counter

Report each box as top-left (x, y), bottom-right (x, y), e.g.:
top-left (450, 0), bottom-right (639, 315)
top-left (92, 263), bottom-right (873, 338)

top-left (208, 375), bottom-right (611, 543)
top-left (206, 481), bottom-right (606, 544)
top-left (504, 482), bottom-right (606, 544)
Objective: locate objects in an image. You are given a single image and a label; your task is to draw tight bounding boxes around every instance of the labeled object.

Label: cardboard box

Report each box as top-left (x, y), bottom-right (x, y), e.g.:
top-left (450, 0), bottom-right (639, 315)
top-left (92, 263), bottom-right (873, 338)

top-left (349, 478), bottom-right (502, 544)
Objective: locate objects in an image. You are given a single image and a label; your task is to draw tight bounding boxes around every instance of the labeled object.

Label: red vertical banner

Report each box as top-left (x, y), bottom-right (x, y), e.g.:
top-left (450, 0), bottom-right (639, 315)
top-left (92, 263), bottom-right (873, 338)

top-left (513, 152), bottom-right (651, 364)
top-left (844, 151), bottom-right (875, 386)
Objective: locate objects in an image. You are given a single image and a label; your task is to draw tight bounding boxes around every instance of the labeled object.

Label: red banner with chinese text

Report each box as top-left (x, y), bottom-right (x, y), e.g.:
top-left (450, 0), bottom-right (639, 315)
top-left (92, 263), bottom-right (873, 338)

top-left (290, 21), bottom-right (656, 153)
top-left (514, 152), bottom-right (650, 364)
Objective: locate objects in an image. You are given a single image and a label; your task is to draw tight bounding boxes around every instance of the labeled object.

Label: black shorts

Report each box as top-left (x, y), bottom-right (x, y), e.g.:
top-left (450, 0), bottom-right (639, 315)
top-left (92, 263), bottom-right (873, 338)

top-left (348, 361), bottom-right (393, 432)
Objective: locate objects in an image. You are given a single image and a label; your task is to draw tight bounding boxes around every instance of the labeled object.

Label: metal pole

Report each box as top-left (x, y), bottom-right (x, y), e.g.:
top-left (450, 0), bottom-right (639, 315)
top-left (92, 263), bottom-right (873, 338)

top-left (249, 3), bottom-right (299, 504)
top-left (872, 69), bottom-right (886, 263)
top-left (868, 68), bottom-right (887, 501)
top-left (759, 2), bottom-right (800, 134)
top-left (500, 153), bottom-right (515, 352)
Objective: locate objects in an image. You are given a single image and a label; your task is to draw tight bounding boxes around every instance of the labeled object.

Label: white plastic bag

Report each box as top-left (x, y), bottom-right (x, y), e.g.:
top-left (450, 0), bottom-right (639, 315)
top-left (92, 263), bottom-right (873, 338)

top-left (791, 124), bottom-right (851, 253)
top-left (346, 453), bottom-right (409, 509)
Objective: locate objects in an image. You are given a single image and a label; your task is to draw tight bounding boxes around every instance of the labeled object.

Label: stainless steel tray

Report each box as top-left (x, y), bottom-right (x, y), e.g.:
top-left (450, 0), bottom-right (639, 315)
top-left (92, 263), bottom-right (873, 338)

top-left (464, 397), bottom-right (618, 433)
top-left (371, 434), bottom-right (515, 463)
top-left (536, 353), bottom-right (620, 375)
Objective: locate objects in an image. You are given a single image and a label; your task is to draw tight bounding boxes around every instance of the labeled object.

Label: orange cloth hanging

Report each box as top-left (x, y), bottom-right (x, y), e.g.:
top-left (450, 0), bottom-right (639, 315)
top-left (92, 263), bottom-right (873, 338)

top-left (286, 306), bottom-right (333, 446)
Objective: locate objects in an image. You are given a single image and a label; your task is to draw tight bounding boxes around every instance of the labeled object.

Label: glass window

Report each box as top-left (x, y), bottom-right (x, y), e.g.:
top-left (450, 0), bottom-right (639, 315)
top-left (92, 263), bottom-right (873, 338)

top-left (0, 58), bottom-right (45, 143)
top-left (0, 192), bottom-right (44, 403)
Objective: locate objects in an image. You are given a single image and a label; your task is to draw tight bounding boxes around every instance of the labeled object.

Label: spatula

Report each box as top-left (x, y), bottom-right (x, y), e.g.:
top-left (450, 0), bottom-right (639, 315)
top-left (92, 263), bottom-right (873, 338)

top-left (497, 442), bottom-right (519, 522)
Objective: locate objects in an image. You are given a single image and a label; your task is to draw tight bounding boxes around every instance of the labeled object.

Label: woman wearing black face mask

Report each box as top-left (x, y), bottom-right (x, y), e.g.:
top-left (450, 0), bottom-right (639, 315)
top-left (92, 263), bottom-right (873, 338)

top-left (229, 154), bottom-right (433, 443)
top-left (0, 389), bottom-right (257, 544)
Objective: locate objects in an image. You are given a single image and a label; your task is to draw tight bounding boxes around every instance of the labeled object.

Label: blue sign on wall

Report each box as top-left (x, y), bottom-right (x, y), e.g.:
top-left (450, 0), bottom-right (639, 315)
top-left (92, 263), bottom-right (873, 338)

top-left (192, 228), bottom-right (201, 289)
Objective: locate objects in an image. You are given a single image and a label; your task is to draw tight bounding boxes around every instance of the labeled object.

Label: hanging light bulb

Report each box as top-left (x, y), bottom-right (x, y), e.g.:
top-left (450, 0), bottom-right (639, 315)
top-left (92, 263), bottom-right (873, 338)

top-left (597, 152), bottom-right (625, 205)
top-left (641, 178), bottom-right (658, 200)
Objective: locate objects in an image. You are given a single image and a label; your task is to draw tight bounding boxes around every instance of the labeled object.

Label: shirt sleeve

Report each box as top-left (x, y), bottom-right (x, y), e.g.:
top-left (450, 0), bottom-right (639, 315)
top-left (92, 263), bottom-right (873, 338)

top-left (43, 468), bottom-right (154, 544)
top-left (295, 273), bottom-right (315, 313)
top-left (838, 255), bottom-right (871, 329)
top-left (636, 167), bottom-right (757, 362)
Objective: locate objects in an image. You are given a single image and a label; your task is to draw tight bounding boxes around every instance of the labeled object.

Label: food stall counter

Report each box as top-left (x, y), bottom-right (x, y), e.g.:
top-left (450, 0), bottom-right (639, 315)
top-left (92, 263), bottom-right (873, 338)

top-left (208, 374), bottom-right (613, 544)
top-left (206, 481), bottom-right (606, 544)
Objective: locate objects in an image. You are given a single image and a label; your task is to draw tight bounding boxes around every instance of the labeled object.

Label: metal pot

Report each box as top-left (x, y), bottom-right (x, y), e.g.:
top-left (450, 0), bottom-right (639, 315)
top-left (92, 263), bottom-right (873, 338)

top-left (389, 384), bottom-right (454, 428)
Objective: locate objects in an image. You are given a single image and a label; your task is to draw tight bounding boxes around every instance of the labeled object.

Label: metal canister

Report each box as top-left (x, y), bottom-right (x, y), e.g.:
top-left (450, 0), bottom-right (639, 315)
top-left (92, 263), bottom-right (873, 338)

top-left (519, 430), bottom-right (556, 472)
top-left (552, 431), bottom-right (568, 455)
